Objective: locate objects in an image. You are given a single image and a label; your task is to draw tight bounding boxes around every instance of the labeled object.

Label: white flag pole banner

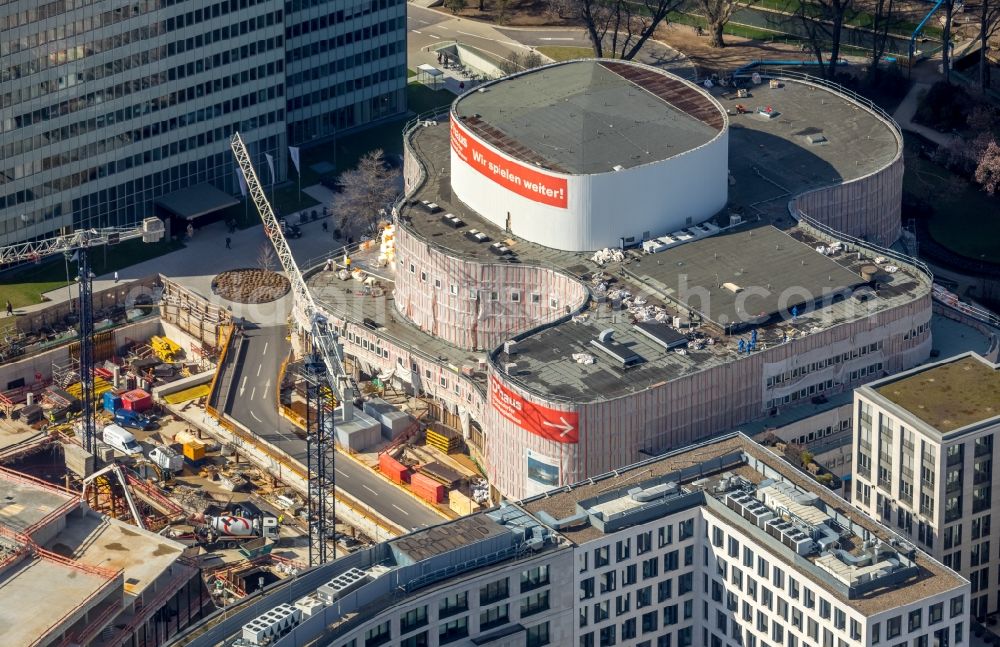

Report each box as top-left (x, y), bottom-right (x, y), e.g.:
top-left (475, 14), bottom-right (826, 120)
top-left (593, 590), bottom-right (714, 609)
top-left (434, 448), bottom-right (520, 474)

top-left (288, 146), bottom-right (301, 174)
top-left (235, 167), bottom-right (247, 197)
top-left (265, 153), bottom-right (276, 185)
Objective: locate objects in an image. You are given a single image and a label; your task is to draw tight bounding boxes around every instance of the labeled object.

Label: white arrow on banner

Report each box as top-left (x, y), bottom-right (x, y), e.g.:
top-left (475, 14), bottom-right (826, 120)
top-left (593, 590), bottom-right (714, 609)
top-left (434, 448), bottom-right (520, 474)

top-left (542, 417), bottom-right (575, 437)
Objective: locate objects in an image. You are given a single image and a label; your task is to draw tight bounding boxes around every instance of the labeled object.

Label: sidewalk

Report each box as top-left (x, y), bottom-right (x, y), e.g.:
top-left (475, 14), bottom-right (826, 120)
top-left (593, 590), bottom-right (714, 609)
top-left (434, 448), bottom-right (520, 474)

top-left (892, 81), bottom-right (960, 148)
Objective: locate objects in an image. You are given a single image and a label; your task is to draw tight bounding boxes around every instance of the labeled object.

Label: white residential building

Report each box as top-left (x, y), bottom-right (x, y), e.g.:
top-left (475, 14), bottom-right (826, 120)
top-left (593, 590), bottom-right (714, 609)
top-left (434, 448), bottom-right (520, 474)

top-left (852, 351), bottom-right (1000, 620)
top-left (172, 433), bottom-right (969, 647)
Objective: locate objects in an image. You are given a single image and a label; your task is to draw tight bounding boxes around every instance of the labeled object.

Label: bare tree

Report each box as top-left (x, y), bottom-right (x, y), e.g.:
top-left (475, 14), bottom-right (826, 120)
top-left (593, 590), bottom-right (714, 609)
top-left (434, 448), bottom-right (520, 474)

top-left (547, 0), bottom-right (576, 19)
top-left (330, 149), bottom-right (401, 237)
top-left (795, 0), bottom-right (857, 78)
top-left (495, 0), bottom-right (512, 24)
top-left (868, 0), bottom-right (897, 80)
top-left (257, 243), bottom-right (277, 272)
top-left (695, 0), bottom-right (741, 48)
top-left (579, 0), bottom-right (684, 59)
top-left (978, 0), bottom-right (1000, 92)
top-left (499, 50), bottom-right (544, 75)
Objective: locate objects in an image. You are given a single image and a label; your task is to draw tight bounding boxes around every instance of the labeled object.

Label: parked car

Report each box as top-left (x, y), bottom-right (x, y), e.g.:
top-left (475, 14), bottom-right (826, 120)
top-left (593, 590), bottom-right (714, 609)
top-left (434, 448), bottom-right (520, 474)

top-left (113, 408), bottom-right (158, 431)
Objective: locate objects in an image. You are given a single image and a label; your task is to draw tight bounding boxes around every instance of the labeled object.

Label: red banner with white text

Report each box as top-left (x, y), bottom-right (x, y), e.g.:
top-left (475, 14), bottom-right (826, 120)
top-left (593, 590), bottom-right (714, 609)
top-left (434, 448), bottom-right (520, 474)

top-left (490, 376), bottom-right (579, 443)
top-left (451, 118), bottom-right (568, 208)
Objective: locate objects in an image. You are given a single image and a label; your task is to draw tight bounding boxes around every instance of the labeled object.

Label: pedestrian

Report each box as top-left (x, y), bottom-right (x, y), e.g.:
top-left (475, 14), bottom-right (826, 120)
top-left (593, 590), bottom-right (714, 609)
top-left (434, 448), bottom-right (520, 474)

top-left (113, 271), bottom-right (119, 283)
top-left (5, 300), bottom-right (12, 317)
top-left (459, 81), bottom-right (465, 91)
top-left (277, 514), bottom-right (284, 525)
top-left (225, 237), bottom-right (232, 249)
top-left (322, 221), bottom-right (328, 232)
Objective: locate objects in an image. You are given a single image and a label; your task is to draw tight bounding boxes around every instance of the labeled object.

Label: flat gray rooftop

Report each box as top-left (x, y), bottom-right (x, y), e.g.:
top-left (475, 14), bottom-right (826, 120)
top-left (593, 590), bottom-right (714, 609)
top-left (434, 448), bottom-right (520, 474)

top-left (453, 60), bottom-right (722, 174)
top-left (0, 471), bottom-right (74, 534)
top-left (717, 79), bottom-right (899, 219)
top-left (47, 511), bottom-right (186, 601)
top-left (628, 225), bottom-right (866, 329)
top-left (0, 557), bottom-right (113, 647)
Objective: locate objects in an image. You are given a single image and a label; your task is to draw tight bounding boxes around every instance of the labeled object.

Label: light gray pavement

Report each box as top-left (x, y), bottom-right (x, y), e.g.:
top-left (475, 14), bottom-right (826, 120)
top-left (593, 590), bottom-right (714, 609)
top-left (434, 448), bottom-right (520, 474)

top-left (892, 81), bottom-right (961, 148)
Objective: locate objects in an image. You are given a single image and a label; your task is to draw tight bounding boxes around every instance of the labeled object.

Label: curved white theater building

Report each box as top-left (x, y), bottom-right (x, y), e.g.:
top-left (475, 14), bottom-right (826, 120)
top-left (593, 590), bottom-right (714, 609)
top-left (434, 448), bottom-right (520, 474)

top-left (447, 61), bottom-right (730, 251)
top-left (308, 61), bottom-right (921, 500)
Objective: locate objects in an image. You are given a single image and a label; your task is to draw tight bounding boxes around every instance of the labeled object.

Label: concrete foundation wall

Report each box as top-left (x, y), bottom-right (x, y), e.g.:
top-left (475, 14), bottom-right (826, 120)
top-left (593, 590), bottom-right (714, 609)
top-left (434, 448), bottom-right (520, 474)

top-left (0, 317), bottom-right (161, 391)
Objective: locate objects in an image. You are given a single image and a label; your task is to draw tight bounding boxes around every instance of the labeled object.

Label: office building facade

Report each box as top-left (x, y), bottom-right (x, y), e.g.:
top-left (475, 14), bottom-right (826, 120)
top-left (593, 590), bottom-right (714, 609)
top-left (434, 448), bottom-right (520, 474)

top-left (174, 434), bottom-right (969, 647)
top-left (852, 351), bottom-right (1000, 620)
top-left (0, 0), bottom-right (406, 246)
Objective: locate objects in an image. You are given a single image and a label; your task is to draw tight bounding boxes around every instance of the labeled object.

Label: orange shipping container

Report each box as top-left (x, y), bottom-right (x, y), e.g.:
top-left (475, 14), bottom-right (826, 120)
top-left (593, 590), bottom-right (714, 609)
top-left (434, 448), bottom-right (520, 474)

top-left (410, 472), bottom-right (444, 503)
top-left (379, 453), bottom-right (410, 484)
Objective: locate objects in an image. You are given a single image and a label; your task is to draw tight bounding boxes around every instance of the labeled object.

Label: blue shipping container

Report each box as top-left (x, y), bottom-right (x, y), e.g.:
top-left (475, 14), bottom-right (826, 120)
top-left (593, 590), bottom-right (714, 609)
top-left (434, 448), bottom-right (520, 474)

top-left (103, 391), bottom-right (122, 412)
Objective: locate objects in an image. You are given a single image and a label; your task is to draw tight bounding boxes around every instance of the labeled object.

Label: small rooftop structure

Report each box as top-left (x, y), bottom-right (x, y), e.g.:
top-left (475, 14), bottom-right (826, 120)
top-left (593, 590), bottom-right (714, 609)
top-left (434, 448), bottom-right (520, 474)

top-left (453, 60), bottom-right (724, 174)
top-left (871, 353), bottom-right (1000, 433)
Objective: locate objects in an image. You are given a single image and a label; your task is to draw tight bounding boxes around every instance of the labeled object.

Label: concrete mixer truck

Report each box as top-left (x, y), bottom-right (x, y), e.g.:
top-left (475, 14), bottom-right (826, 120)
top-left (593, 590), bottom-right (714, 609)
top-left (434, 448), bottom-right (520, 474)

top-left (195, 505), bottom-right (279, 549)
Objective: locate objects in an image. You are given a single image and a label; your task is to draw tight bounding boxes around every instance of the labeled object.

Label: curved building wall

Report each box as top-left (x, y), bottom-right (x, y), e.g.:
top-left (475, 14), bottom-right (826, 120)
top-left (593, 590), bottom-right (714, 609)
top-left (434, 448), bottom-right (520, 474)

top-left (449, 116), bottom-right (729, 252)
top-left (793, 153), bottom-right (903, 247)
top-left (781, 76), bottom-right (905, 246)
top-left (393, 224), bottom-right (589, 350)
top-left (485, 292), bottom-right (932, 500)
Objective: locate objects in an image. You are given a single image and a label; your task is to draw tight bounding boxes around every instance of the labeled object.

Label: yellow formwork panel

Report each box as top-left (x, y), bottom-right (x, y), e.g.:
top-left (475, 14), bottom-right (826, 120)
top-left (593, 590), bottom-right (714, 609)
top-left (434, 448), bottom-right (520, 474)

top-left (163, 383), bottom-right (211, 404)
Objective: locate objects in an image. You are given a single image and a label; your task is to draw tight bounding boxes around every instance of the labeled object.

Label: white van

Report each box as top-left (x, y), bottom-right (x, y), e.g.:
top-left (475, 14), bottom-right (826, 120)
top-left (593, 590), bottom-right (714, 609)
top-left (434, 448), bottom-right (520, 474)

top-left (102, 424), bottom-right (142, 456)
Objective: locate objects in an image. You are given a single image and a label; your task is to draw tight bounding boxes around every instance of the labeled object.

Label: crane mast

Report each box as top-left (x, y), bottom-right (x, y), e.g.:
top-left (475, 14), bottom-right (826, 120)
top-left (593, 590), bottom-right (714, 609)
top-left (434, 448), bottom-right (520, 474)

top-left (0, 219), bottom-right (164, 453)
top-left (230, 132), bottom-right (350, 565)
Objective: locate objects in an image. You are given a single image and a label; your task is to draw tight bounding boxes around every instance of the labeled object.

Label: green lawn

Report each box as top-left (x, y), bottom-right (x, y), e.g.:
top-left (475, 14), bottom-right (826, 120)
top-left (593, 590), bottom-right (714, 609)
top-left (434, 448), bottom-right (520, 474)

top-left (536, 45), bottom-right (595, 61)
top-left (903, 135), bottom-right (1000, 264)
top-left (0, 237), bottom-right (185, 307)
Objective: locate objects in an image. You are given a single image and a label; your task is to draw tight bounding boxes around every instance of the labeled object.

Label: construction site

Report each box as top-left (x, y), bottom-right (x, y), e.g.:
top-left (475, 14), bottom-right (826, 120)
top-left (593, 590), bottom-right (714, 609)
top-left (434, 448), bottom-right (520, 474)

top-left (0, 140), bottom-right (497, 647)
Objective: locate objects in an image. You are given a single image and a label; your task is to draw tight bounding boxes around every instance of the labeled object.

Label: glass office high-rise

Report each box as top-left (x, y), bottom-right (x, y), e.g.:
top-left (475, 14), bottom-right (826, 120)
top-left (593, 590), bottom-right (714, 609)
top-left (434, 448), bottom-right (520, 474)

top-left (0, 0), bottom-right (406, 245)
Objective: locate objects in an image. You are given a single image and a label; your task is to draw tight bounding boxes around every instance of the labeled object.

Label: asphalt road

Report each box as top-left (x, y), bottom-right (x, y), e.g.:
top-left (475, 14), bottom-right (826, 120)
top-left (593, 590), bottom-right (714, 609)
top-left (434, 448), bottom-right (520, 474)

top-left (221, 325), bottom-right (444, 532)
top-left (406, 4), bottom-right (696, 79)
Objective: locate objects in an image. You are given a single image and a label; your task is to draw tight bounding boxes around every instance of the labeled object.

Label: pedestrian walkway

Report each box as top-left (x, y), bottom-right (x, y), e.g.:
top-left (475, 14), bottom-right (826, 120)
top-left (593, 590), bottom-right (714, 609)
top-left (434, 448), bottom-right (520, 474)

top-left (892, 81), bottom-right (960, 148)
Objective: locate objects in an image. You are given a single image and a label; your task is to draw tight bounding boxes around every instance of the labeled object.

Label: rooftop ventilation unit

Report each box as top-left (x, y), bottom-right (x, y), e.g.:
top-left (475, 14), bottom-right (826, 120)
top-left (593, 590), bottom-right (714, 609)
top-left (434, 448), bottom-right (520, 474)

top-left (630, 481), bottom-right (678, 503)
top-left (241, 603), bottom-right (302, 645)
top-left (294, 595), bottom-right (326, 618)
top-left (504, 340), bottom-right (518, 355)
top-left (634, 322), bottom-right (688, 350)
top-left (806, 133), bottom-right (828, 144)
top-left (591, 335), bottom-right (644, 368)
top-left (316, 568), bottom-right (369, 605)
